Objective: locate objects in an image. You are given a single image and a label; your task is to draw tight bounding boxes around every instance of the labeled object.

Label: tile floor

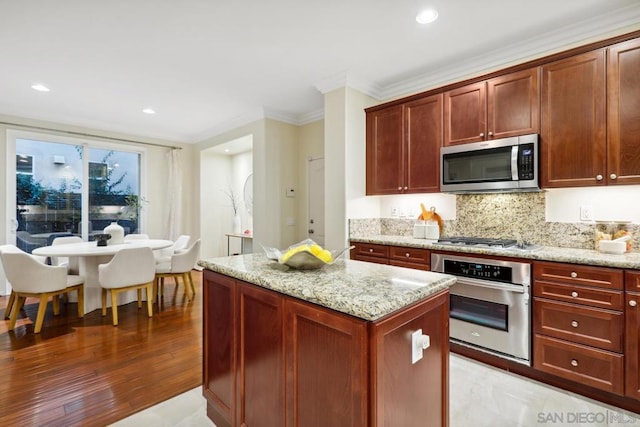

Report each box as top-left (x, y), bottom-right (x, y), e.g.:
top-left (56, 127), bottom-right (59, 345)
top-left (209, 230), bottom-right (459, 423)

top-left (112, 354), bottom-right (640, 427)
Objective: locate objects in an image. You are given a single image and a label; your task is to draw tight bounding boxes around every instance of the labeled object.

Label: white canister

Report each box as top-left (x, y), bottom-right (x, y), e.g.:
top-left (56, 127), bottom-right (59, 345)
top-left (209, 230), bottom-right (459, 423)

top-left (413, 222), bottom-right (426, 239)
top-left (424, 222), bottom-right (440, 242)
top-left (104, 222), bottom-right (125, 245)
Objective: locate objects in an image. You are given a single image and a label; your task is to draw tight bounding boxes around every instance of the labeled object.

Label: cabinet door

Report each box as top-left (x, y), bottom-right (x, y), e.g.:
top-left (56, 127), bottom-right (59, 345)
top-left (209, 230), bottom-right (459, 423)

top-left (366, 105), bottom-right (404, 195)
top-left (487, 68), bottom-right (540, 139)
top-left (203, 271), bottom-right (236, 427)
top-left (237, 283), bottom-right (285, 427)
top-left (370, 290), bottom-right (449, 427)
top-left (444, 82), bottom-right (486, 146)
top-left (405, 94), bottom-right (443, 192)
top-left (285, 299), bottom-right (367, 427)
top-left (541, 49), bottom-right (606, 188)
top-left (607, 38), bottom-right (640, 185)
top-left (625, 291), bottom-right (640, 399)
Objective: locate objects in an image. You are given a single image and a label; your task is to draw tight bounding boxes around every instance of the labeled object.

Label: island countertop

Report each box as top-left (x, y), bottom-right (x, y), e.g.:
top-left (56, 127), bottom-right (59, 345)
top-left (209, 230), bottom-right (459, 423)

top-left (198, 253), bottom-right (455, 321)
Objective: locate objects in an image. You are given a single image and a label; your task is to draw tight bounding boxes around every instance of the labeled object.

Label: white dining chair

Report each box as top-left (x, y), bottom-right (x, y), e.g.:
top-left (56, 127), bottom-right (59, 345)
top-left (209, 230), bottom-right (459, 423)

top-left (123, 233), bottom-right (150, 242)
top-left (154, 234), bottom-right (191, 264)
top-left (98, 246), bottom-right (156, 326)
top-left (0, 249), bottom-right (84, 333)
top-left (51, 235), bottom-right (83, 274)
top-left (0, 244), bottom-right (22, 320)
top-left (154, 239), bottom-right (200, 303)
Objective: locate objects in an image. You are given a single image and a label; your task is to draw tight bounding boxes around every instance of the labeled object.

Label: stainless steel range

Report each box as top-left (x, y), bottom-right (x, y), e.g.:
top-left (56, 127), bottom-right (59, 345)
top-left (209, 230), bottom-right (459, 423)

top-left (432, 251), bottom-right (532, 365)
top-left (436, 236), bottom-right (541, 252)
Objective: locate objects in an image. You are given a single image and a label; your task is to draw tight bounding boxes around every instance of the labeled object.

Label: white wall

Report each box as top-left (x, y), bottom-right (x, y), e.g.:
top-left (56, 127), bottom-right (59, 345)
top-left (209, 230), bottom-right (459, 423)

top-left (546, 186), bottom-right (640, 223)
top-left (296, 120), bottom-right (324, 241)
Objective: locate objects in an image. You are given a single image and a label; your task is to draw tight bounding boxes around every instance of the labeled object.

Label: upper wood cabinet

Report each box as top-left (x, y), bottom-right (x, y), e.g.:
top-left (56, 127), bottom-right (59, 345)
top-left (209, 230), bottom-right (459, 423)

top-left (541, 49), bottom-right (607, 188)
top-left (366, 94), bottom-right (442, 195)
top-left (444, 68), bottom-right (540, 146)
top-left (607, 38), bottom-right (640, 185)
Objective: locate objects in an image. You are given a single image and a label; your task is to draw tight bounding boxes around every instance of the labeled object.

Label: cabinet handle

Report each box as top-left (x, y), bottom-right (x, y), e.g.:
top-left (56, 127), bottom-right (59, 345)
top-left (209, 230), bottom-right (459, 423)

top-left (369, 248), bottom-right (374, 253)
top-left (479, 132), bottom-right (485, 138)
top-left (405, 252), bottom-right (411, 258)
top-left (404, 186), bottom-right (408, 190)
top-left (398, 186), bottom-right (402, 191)
top-left (488, 131), bottom-right (493, 137)
top-left (571, 359), bottom-right (579, 367)
top-left (571, 321), bottom-right (578, 328)
top-left (630, 300), bottom-right (638, 307)
top-left (596, 175), bottom-right (603, 181)
top-left (571, 291), bottom-right (579, 298)
top-left (610, 173), bottom-right (617, 180)
top-left (570, 272), bottom-right (577, 278)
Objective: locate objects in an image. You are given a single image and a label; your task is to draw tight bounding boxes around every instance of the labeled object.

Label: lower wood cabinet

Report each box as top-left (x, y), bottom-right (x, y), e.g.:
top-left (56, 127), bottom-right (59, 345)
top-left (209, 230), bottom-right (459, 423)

top-left (203, 270), bottom-right (449, 427)
top-left (533, 261), bottom-right (625, 395)
top-left (625, 271), bottom-right (640, 399)
top-left (350, 242), bottom-right (430, 270)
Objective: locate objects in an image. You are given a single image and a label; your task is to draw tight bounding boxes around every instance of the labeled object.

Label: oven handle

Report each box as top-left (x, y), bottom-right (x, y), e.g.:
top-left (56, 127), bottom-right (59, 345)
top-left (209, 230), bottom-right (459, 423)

top-left (453, 276), bottom-right (525, 293)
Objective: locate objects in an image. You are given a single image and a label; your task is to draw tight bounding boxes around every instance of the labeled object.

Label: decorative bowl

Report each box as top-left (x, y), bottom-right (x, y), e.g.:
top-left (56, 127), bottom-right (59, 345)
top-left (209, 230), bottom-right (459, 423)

top-left (262, 239), bottom-right (351, 270)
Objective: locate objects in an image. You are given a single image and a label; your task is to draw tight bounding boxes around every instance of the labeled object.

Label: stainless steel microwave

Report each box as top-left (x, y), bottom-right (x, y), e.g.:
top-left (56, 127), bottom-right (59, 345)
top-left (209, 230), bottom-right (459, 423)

top-left (440, 134), bottom-right (539, 193)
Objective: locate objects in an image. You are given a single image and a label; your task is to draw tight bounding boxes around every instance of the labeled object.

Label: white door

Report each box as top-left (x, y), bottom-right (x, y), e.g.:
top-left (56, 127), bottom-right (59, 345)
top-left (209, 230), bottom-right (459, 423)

top-left (307, 157), bottom-right (325, 246)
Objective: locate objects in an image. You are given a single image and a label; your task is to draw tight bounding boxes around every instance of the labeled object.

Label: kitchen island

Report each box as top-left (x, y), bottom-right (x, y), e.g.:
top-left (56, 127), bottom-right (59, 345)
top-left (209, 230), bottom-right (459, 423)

top-left (198, 253), bottom-right (456, 427)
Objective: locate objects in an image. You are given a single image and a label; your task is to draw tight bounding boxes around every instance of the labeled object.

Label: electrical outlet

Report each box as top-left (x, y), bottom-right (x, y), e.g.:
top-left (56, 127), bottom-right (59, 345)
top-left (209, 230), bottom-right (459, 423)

top-left (580, 205), bottom-right (594, 221)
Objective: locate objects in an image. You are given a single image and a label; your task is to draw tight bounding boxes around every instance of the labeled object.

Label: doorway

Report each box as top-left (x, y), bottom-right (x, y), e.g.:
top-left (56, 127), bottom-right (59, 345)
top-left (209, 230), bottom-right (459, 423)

top-left (307, 157), bottom-right (325, 246)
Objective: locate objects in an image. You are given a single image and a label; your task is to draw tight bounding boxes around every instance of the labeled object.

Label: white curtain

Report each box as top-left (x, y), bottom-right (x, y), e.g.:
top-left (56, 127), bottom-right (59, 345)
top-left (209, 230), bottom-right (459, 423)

top-left (164, 149), bottom-right (182, 240)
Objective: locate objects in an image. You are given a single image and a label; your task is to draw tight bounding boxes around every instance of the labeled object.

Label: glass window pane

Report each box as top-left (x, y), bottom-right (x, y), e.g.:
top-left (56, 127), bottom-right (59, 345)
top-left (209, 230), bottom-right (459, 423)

top-left (88, 148), bottom-right (141, 236)
top-left (15, 139), bottom-right (83, 253)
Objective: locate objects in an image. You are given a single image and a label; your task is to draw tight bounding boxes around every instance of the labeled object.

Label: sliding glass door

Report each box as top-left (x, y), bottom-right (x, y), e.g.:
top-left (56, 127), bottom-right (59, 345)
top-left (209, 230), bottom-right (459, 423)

top-left (8, 131), bottom-right (143, 253)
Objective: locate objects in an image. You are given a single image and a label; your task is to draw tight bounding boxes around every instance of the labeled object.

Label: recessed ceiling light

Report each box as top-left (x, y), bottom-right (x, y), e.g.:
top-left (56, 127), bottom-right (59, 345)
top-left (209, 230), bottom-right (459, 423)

top-left (224, 149), bottom-right (230, 153)
top-left (142, 108), bottom-right (156, 115)
top-left (31, 83), bottom-right (50, 92)
top-left (416, 9), bottom-right (438, 24)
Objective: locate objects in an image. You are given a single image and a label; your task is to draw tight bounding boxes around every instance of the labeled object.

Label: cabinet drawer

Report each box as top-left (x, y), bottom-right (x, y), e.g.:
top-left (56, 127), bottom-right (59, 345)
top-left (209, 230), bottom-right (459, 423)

top-left (534, 261), bottom-right (623, 290)
top-left (351, 243), bottom-right (389, 259)
top-left (534, 334), bottom-right (624, 395)
top-left (626, 271), bottom-right (640, 292)
top-left (534, 298), bottom-right (623, 352)
top-left (352, 254), bottom-right (389, 265)
top-left (534, 280), bottom-right (624, 310)
top-left (389, 246), bottom-right (429, 265)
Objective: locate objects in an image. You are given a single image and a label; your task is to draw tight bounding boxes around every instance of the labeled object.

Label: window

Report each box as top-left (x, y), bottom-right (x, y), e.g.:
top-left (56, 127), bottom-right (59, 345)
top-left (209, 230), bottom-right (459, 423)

top-left (14, 138), bottom-right (142, 253)
top-left (16, 154), bottom-right (33, 175)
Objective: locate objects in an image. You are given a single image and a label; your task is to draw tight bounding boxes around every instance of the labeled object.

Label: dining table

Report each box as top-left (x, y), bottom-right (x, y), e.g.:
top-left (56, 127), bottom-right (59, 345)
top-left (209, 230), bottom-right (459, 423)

top-left (33, 239), bottom-right (173, 314)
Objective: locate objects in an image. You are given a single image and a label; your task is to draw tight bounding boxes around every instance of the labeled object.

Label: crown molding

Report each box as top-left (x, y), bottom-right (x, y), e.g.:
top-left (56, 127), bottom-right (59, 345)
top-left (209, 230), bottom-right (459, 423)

top-left (380, 3), bottom-right (640, 100)
top-left (314, 72), bottom-right (383, 100)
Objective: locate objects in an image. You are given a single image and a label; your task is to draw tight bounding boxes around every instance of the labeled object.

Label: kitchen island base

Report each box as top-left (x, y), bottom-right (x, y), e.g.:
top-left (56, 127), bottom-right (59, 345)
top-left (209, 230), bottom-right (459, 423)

top-left (203, 270), bottom-right (450, 427)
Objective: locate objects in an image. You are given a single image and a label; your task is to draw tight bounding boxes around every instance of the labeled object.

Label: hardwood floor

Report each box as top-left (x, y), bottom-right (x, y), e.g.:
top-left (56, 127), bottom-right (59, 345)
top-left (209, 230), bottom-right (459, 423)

top-left (0, 270), bottom-right (203, 427)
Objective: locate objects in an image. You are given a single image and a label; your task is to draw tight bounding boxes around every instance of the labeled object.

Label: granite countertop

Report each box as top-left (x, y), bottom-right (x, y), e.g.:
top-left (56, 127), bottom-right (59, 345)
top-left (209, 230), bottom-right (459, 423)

top-left (350, 235), bottom-right (640, 269)
top-left (198, 253), bottom-right (455, 321)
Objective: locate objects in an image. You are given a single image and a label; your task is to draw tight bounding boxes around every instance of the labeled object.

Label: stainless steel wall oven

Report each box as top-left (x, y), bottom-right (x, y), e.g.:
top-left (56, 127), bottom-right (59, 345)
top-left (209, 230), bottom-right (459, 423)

top-left (432, 253), bottom-right (532, 365)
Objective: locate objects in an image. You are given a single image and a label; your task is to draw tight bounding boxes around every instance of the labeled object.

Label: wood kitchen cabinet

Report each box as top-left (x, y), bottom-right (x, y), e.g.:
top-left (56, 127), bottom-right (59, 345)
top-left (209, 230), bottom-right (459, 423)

top-left (541, 49), bottom-right (607, 188)
top-left (203, 269), bottom-right (449, 427)
top-left (366, 94), bottom-right (442, 195)
top-left (533, 261), bottom-right (625, 395)
top-left (350, 242), bottom-right (430, 270)
top-left (444, 68), bottom-right (539, 146)
top-left (607, 38), bottom-right (640, 186)
top-left (625, 271), bottom-right (640, 399)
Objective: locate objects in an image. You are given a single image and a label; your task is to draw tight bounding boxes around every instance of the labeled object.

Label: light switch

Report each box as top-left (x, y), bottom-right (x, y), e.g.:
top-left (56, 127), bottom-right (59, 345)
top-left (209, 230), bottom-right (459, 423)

top-left (411, 329), bottom-right (430, 364)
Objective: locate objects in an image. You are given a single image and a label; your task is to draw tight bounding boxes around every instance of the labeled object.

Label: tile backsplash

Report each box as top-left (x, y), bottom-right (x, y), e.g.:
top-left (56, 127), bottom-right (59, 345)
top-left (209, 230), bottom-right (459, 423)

top-left (350, 192), bottom-right (639, 251)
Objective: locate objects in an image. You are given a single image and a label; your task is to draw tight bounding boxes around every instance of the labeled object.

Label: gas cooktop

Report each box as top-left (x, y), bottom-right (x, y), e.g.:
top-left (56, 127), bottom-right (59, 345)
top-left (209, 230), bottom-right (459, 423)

top-left (437, 236), bottom-right (542, 251)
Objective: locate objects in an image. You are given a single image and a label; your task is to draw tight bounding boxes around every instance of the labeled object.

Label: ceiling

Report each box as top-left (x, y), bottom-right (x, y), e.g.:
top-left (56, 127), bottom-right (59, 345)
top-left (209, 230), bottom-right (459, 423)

top-left (2, 1), bottom-right (640, 144)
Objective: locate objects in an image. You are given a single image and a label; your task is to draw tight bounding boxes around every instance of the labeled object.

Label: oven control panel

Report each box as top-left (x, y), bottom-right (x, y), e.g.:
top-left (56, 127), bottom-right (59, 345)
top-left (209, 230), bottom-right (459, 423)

top-left (443, 260), bottom-right (513, 283)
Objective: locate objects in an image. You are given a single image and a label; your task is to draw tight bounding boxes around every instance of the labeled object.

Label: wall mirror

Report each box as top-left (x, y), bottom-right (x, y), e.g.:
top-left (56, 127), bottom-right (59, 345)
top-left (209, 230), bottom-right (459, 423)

top-left (243, 173), bottom-right (253, 215)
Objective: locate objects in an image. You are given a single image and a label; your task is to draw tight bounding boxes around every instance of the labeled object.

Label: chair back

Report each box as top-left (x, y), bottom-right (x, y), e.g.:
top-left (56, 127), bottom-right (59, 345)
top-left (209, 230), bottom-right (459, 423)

top-left (98, 247), bottom-right (156, 289)
top-left (123, 234), bottom-right (150, 242)
top-left (51, 236), bottom-right (83, 273)
top-left (171, 239), bottom-right (201, 273)
top-left (173, 235), bottom-right (191, 252)
top-left (0, 251), bottom-right (67, 293)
